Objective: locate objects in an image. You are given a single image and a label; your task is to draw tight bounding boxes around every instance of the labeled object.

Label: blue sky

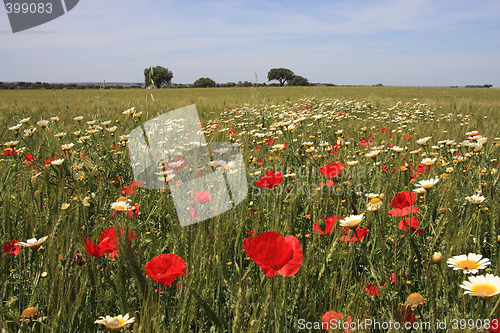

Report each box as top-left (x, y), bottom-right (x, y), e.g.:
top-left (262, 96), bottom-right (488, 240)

top-left (1, 0), bottom-right (499, 86)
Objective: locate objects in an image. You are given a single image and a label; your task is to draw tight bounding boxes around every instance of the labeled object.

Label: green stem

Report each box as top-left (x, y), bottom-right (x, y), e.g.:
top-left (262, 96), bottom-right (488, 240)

top-left (489, 296), bottom-right (500, 318)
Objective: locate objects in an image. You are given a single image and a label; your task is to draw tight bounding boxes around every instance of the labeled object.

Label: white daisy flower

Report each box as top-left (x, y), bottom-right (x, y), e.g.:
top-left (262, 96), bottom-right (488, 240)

top-left (339, 214), bottom-right (365, 229)
top-left (415, 177), bottom-right (440, 190)
top-left (447, 253), bottom-right (490, 274)
top-left (17, 236), bottom-right (48, 249)
top-left (460, 274), bottom-right (500, 298)
top-left (94, 313), bottom-right (135, 331)
top-left (465, 194), bottom-right (486, 205)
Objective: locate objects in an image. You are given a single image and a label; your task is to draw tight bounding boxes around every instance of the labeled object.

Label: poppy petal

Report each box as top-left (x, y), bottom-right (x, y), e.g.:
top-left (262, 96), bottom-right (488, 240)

top-left (388, 206), bottom-right (419, 217)
top-left (313, 216), bottom-right (338, 235)
top-left (390, 191), bottom-right (417, 209)
top-left (277, 235), bottom-right (303, 276)
top-left (319, 163), bottom-right (344, 178)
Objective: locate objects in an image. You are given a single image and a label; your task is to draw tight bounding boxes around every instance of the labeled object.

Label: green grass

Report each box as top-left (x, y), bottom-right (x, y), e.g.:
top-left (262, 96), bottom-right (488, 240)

top-left (0, 86), bottom-right (499, 332)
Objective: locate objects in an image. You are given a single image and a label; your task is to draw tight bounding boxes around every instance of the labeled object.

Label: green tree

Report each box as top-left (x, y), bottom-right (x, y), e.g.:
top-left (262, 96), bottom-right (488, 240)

top-left (144, 66), bottom-right (173, 88)
top-left (288, 75), bottom-right (309, 86)
top-left (267, 68), bottom-right (295, 86)
top-left (193, 77), bottom-right (216, 88)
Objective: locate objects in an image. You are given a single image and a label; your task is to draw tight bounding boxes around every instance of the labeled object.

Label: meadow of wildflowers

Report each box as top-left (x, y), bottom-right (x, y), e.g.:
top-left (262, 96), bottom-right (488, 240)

top-left (0, 86), bottom-right (499, 332)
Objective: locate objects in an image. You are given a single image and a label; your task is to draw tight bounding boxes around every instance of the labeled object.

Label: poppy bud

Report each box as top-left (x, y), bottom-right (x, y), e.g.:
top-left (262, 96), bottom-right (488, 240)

top-left (73, 253), bottom-right (85, 266)
top-left (432, 252), bottom-right (444, 264)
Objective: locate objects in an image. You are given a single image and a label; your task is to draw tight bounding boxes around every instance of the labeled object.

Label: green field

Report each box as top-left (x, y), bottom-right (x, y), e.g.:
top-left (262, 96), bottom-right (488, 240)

top-left (1, 86), bottom-right (499, 332)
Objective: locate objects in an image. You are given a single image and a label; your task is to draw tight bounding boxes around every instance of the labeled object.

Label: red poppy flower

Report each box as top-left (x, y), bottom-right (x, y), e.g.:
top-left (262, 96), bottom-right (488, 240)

top-left (398, 217), bottom-right (423, 235)
top-left (365, 281), bottom-right (386, 296)
top-left (23, 154), bottom-right (36, 167)
top-left (340, 228), bottom-right (370, 242)
top-left (247, 229), bottom-right (255, 235)
top-left (242, 232), bottom-right (303, 277)
top-left (411, 163), bottom-right (433, 179)
top-left (488, 317), bottom-right (500, 333)
top-left (319, 163), bottom-right (344, 178)
top-left (389, 191), bottom-right (418, 216)
top-left (84, 238), bottom-right (110, 257)
top-left (144, 254), bottom-right (188, 286)
top-left (195, 191), bottom-right (215, 204)
top-left (102, 227), bottom-right (137, 257)
top-left (229, 130), bottom-right (237, 135)
top-left (127, 204), bottom-right (140, 217)
top-left (321, 311), bottom-right (352, 332)
top-left (406, 135), bottom-right (412, 140)
top-left (381, 128), bottom-right (388, 133)
top-left (416, 164), bottom-right (431, 174)
top-left (313, 216), bottom-right (338, 235)
top-left (84, 227), bottom-right (137, 258)
top-left (3, 240), bottom-right (20, 256)
top-left (400, 304), bottom-right (416, 324)
top-left (329, 143), bottom-right (341, 153)
top-left (121, 180), bottom-right (143, 196)
top-left (265, 139), bottom-right (274, 146)
top-left (256, 170), bottom-right (284, 189)
top-left (359, 138), bottom-right (372, 147)
top-left (1, 148), bottom-right (16, 156)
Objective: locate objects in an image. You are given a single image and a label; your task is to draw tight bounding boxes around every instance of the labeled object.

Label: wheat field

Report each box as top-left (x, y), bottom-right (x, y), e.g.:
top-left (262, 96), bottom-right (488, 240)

top-left (0, 86), bottom-right (499, 332)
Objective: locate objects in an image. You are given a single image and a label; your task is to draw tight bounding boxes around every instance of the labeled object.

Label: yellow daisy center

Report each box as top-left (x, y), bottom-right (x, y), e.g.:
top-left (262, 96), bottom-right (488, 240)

top-left (471, 284), bottom-right (497, 296)
top-left (369, 198), bottom-right (382, 206)
top-left (456, 260), bottom-right (480, 271)
top-left (107, 317), bottom-right (126, 327)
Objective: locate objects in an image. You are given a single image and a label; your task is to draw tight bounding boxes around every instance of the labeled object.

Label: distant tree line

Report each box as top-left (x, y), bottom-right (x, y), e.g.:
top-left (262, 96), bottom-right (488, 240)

top-left (0, 82), bottom-right (143, 90)
top-left (0, 81), bottom-right (278, 90)
top-left (6, 66), bottom-right (491, 90)
top-left (465, 84), bottom-right (493, 88)
top-left (139, 66), bottom-right (311, 89)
